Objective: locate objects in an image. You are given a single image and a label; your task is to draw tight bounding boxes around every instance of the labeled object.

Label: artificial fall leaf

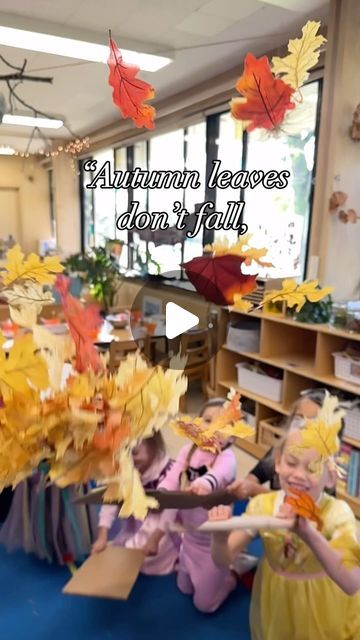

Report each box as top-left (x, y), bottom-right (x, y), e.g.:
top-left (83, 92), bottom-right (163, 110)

top-left (0, 334), bottom-right (49, 401)
top-left (284, 488), bottom-right (323, 530)
top-left (3, 283), bottom-right (53, 322)
top-left (55, 275), bottom-right (104, 373)
top-left (272, 21), bottom-right (326, 91)
top-left (215, 419), bottom-right (255, 440)
top-left (204, 235), bottom-right (273, 268)
top-left (289, 393), bottom-right (344, 461)
top-left (232, 295), bottom-right (253, 313)
top-left (108, 37), bottom-right (155, 130)
top-left (33, 325), bottom-right (74, 390)
top-left (171, 416), bottom-right (221, 453)
top-left (9, 304), bottom-right (38, 329)
top-left (230, 53), bottom-right (295, 132)
top-left (115, 448), bottom-right (158, 519)
top-left (262, 278), bottom-right (333, 312)
top-left (329, 191), bottom-right (348, 212)
top-left (1, 245), bottom-right (63, 287)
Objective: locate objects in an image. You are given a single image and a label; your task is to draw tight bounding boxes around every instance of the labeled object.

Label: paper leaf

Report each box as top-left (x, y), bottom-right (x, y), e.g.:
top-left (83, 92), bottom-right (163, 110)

top-left (231, 295), bottom-right (253, 313)
top-left (230, 53), bottom-right (295, 132)
top-left (284, 488), bottom-right (323, 530)
top-left (108, 37), bottom-right (155, 129)
top-left (1, 245), bottom-right (64, 286)
top-left (0, 334), bottom-right (49, 401)
top-left (272, 21), bottom-right (326, 90)
top-left (262, 278), bottom-right (333, 312)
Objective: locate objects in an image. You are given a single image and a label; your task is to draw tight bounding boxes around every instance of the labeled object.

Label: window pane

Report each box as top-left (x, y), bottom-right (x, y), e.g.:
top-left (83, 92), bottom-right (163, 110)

top-left (147, 129), bottom-right (185, 272)
top-left (93, 148), bottom-right (116, 246)
top-left (114, 147), bottom-right (128, 268)
top-left (80, 158), bottom-right (95, 249)
top-left (214, 112), bottom-right (243, 245)
top-left (243, 81), bottom-right (320, 278)
top-left (184, 122), bottom-right (206, 212)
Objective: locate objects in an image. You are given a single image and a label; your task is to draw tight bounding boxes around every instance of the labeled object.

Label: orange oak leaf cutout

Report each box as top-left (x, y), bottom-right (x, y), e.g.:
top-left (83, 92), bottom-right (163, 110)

top-left (231, 53), bottom-right (295, 132)
top-left (284, 488), bottom-right (323, 530)
top-left (108, 34), bottom-right (155, 129)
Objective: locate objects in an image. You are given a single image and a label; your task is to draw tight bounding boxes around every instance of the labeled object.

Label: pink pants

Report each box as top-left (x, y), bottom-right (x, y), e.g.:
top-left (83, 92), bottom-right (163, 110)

top-left (177, 531), bottom-right (237, 613)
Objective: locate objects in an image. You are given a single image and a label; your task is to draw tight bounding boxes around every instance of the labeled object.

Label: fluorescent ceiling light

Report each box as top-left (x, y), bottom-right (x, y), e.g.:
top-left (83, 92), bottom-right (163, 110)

top-left (0, 26), bottom-right (171, 72)
top-left (0, 145), bottom-right (15, 155)
top-left (2, 114), bottom-right (63, 129)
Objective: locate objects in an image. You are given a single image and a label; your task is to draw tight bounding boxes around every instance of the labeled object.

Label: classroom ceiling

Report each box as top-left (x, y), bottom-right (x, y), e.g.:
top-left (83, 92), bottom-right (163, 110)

top-left (0, 0), bottom-right (329, 153)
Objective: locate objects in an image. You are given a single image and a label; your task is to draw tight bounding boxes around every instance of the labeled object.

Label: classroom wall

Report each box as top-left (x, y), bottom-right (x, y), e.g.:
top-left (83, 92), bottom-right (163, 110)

top-left (52, 153), bottom-right (81, 257)
top-left (0, 156), bottom-right (51, 253)
top-left (310, 0), bottom-right (360, 300)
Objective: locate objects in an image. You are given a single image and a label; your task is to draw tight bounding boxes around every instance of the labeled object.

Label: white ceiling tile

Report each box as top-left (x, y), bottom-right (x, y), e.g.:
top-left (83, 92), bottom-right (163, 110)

top-left (176, 12), bottom-right (233, 36)
top-left (260, 0), bottom-right (327, 11)
top-left (199, 0), bottom-right (262, 21)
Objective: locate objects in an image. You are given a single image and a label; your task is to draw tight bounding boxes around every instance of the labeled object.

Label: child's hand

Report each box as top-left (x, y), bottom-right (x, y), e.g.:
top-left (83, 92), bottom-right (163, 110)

top-left (208, 505), bottom-right (232, 521)
top-left (185, 484), bottom-right (210, 496)
top-left (227, 479), bottom-right (260, 499)
top-left (141, 530), bottom-right (163, 557)
top-left (91, 537), bottom-right (107, 555)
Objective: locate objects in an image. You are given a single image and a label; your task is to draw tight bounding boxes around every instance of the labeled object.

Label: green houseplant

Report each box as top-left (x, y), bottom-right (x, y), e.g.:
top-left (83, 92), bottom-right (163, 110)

top-left (63, 247), bottom-right (122, 312)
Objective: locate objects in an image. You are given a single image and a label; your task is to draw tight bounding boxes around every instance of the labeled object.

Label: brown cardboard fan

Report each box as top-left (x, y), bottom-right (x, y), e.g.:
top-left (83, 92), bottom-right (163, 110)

top-left (72, 487), bottom-right (235, 510)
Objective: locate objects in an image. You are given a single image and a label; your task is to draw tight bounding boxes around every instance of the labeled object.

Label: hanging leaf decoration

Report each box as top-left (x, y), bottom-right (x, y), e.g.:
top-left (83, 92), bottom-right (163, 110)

top-left (284, 488), bottom-right (323, 530)
top-left (230, 53), bottom-right (295, 132)
top-left (272, 21), bottom-right (326, 91)
top-left (108, 36), bottom-right (155, 129)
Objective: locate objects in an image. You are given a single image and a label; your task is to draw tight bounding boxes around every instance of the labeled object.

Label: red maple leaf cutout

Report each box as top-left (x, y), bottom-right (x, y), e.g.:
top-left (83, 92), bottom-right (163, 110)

top-left (284, 488), bottom-right (323, 530)
top-left (108, 37), bottom-right (155, 129)
top-left (231, 53), bottom-right (295, 132)
top-left (55, 275), bottom-right (104, 374)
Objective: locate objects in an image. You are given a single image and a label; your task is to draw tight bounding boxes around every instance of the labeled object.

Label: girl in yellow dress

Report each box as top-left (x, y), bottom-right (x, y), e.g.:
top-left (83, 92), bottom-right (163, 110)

top-left (211, 394), bottom-right (360, 640)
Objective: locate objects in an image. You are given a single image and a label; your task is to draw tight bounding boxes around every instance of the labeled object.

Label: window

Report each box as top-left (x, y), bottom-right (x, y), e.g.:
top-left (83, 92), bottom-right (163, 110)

top-left (93, 148), bottom-right (116, 246)
top-left (243, 81), bottom-right (321, 278)
top-left (214, 112), bottom-right (243, 245)
top-left (79, 157), bottom-right (95, 250)
top-left (85, 79), bottom-right (321, 281)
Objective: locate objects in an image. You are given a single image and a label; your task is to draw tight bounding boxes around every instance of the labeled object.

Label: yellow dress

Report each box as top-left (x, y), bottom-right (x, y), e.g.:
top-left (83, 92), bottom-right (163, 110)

top-left (245, 491), bottom-right (360, 640)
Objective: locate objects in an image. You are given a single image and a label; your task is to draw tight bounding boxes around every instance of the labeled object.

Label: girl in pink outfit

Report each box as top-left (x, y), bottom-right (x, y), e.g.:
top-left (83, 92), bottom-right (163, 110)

top-left (142, 398), bottom-right (238, 613)
top-left (91, 432), bottom-right (180, 575)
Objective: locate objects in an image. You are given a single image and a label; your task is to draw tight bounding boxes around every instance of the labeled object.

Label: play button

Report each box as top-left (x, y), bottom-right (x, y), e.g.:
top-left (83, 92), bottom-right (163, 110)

top-left (165, 302), bottom-right (199, 339)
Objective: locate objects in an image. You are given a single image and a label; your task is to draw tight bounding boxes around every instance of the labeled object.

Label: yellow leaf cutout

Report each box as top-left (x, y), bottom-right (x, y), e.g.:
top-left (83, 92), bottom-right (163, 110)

top-left (1, 244), bottom-right (64, 286)
top-left (272, 21), bottom-right (326, 90)
top-left (204, 234), bottom-right (272, 268)
top-left (289, 393), bottom-right (344, 465)
top-left (262, 278), bottom-right (333, 312)
top-left (232, 294), bottom-right (253, 313)
top-left (0, 334), bottom-right (49, 401)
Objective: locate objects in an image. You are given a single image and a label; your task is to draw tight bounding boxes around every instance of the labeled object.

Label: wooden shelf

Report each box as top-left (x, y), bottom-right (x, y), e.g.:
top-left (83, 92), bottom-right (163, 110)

top-left (217, 308), bottom-right (360, 517)
top-left (336, 489), bottom-right (360, 518)
top-left (234, 437), bottom-right (265, 459)
top-left (218, 379), bottom-right (290, 414)
top-left (223, 344), bottom-right (360, 394)
top-left (230, 309), bottom-right (360, 342)
top-left (343, 436), bottom-right (360, 449)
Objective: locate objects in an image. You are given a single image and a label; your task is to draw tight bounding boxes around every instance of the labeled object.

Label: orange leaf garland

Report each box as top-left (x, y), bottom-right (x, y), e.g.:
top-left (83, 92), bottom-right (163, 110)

top-left (231, 53), bottom-right (295, 132)
top-left (108, 36), bottom-right (155, 129)
top-left (284, 488), bottom-right (323, 530)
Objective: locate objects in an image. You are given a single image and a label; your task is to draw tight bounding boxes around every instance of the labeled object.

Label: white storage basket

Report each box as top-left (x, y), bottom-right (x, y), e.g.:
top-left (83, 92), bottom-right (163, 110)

top-left (333, 352), bottom-right (360, 386)
top-left (236, 362), bottom-right (283, 402)
top-left (226, 323), bottom-right (260, 353)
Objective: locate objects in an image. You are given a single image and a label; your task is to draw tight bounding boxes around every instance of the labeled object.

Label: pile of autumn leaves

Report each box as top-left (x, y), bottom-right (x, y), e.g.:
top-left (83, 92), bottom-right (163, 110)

top-left (0, 246), bottom-right (187, 518)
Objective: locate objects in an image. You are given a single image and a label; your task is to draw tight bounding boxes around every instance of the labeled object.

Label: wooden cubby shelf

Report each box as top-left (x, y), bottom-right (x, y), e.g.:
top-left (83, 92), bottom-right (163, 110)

top-left (216, 309), bottom-right (360, 517)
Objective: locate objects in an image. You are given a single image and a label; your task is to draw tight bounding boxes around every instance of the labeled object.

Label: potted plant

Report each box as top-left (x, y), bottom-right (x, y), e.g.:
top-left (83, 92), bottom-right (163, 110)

top-left (63, 247), bottom-right (123, 313)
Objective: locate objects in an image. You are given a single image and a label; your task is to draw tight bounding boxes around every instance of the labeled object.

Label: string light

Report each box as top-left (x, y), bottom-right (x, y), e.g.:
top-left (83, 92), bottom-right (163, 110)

top-left (13, 136), bottom-right (91, 159)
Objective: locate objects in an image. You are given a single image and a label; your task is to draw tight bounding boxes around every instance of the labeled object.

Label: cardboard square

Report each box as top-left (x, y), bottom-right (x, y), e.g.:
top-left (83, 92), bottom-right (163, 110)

top-left (63, 546), bottom-right (144, 600)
